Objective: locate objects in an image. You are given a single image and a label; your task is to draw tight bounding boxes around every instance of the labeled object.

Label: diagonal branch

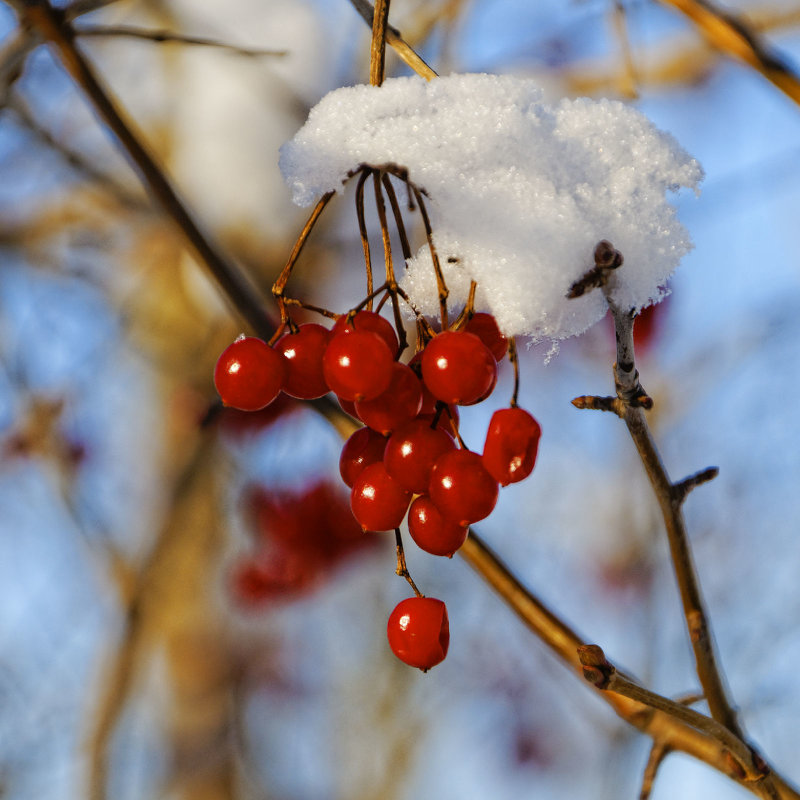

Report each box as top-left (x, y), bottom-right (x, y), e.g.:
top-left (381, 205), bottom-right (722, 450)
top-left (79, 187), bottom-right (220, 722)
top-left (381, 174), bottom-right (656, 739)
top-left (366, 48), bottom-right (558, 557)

top-left (658, 0), bottom-right (800, 106)
top-left (10, 0), bottom-right (275, 340)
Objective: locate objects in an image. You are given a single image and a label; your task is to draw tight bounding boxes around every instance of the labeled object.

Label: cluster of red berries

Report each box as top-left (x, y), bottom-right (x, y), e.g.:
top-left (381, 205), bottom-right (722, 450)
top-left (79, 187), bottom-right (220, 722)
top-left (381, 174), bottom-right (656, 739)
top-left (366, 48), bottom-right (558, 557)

top-left (214, 309), bottom-right (541, 671)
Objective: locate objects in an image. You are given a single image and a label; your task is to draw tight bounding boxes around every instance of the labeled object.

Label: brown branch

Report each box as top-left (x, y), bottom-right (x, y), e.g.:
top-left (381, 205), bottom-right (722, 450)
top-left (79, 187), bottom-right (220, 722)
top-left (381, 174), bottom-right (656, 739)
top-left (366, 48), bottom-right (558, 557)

top-left (369, 0), bottom-right (390, 86)
top-left (348, 0), bottom-right (438, 80)
top-left (658, 0), bottom-right (800, 106)
top-left (73, 24), bottom-right (289, 58)
top-left (578, 645), bottom-right (775, 794)
top-left (640, 741), bottom-right (671, 800)
top-left (12, 0), bottom-right (275, 340)
top-left (459, 533), bottom-right (798, 798)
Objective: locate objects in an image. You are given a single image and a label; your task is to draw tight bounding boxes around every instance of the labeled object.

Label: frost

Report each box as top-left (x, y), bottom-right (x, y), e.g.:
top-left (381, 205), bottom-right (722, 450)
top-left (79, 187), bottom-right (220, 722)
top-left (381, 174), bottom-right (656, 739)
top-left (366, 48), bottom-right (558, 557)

top-left (280, 74), bottom-right (703, 341)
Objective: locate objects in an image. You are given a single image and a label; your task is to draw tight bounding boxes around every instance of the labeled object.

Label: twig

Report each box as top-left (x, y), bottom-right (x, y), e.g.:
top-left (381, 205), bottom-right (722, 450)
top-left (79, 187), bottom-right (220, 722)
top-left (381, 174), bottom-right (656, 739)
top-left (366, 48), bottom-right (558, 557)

top-left (74, 24), bottom-right (288, 58)
top-left (348, 0), bottom-right (438, 80)
top-left (12, 0), bottom-right (275, 340)
top-left (0, 27), bottom-right (38, 107)
top-left (640, 741), bottom-right (671, 800)
top-left (658, 0), bottom-right (800, 106)
top-left (369, 0), bottom-right (390, 86)
top-left (570, 241), bottom-right (739, 735)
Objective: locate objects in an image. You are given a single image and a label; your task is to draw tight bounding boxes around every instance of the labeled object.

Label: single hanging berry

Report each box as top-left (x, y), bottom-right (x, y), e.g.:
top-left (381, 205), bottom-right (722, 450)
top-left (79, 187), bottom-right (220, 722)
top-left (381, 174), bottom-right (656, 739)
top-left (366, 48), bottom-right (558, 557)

top-left (482, 407), bottom-right (541, 486)
top-left (421, 331), bottom-right (497, 405)
top-left (429, 449), bottom-right (499, 526)
top-left (277, 323), bottom-right (332, 399)
top-left (214, 336), bottom-right (288, 411)
top-left (387, 596), bottom-right (450, 670)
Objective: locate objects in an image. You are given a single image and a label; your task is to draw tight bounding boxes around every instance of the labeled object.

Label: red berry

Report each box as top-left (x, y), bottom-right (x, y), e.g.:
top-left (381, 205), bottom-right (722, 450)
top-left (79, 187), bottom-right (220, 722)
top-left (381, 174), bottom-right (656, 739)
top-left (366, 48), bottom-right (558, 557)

top-left (465, 313), bottom-right (508, 361)
top-left (421, 331), bottom-right (497, 405)
top-left (332, 310), bottom-right (399, 357)
top-left (339, 426), bottom-right (388, 488)
top-left (482, 407), bottom-right (541, 486)
top-left (408, 496), bottom-right (468, 557)
top-left (323, 330), bottom-right (394, 402)
top-left (384, 418), bottom-right (456, 493)
top-left (355, 363), bottom-right (423, 435)
top-left (350, 462), bottom-right (412, 531)
top-left (214, 336), bottom-right (287, 411)
top-left (277, 323), bottom-right (331, 399)
top-left (429, 449), bottom-right (499, 526)
top-left (387, 596), bottom-right (449, 670)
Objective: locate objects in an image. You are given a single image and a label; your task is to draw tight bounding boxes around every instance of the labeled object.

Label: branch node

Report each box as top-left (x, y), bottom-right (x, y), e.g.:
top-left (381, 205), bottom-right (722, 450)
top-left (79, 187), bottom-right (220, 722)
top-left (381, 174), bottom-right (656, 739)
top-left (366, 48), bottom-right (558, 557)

top-left (577, 644), bottom-right (615, 689)
top-left (672, 467), bottom-right (719, 505)
top-left (567, 240), bottom-right (624, 299)
top-left (571, 395), bottom-right (622, 415)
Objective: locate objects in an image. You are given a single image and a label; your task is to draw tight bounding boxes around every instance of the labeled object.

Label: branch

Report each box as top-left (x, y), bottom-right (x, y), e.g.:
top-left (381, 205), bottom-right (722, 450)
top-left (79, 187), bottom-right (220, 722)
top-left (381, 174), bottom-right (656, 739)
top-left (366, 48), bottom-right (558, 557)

top-left (73, 24), bottom-right (289, 58)
top-left (570, 240), bottom-right (741, 736)
top-left (348, 0), bottom-right (438, 80)
top-left (658, 0), bottom-right (800, 106)
top-left (459, 533), bottom-right (798, 798)
top-left (11, 0), bottom-right (275, 340)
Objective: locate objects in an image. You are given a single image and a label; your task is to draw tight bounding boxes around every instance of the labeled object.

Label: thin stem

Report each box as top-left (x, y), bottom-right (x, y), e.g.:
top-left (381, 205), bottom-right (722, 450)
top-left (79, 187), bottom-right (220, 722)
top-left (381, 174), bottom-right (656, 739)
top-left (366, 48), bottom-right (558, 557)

top-left (394, 529), bottom-right (422, 596)
top-left (15, 0), bottom-right (275, 339)
top-left (412, 187), bottom-right (449, 329)
top-left (355, 168), bottom-right (374, 311)
top-left (508, 337), bottom-right (519, 407)
top-left (369, 0), bottom-right (390, 86)
top-left (272, 190), bottom-right (335, 322)
top-left (74, 24), bottom-right (288, 57)
top-left (381, 173), bottom-right (413, 261)
top-left (348, 0), bottom-right (438, 80)
top-left (372, 171), bottom-right (396, 286)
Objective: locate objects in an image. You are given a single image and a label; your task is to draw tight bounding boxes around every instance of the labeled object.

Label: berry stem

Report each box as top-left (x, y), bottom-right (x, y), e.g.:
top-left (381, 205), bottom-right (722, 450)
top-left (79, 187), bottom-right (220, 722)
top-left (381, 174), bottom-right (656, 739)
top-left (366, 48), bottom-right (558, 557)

top-left (509, 337), bottom-right (519, 407)
top-left (394, 528), bottom-right (423, 597)
top-left (381, 172), bottom-right (413, 260)
top-left (412, 186), bottom-right (449, 330)
top-left (273, 190), bottom-right (336, 323)
top-left (354, 167), bottom-right (375, 311)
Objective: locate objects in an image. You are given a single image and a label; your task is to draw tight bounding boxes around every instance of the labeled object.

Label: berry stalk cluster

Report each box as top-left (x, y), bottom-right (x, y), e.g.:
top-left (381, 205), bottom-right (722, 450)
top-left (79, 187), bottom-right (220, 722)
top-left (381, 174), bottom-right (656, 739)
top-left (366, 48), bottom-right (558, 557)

top-left (213, 166), bottom-right (542, 671)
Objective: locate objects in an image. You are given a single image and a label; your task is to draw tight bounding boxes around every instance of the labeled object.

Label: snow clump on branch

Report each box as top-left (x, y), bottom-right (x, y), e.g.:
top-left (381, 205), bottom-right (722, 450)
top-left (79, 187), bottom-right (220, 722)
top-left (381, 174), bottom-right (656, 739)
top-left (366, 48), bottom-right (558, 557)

top-left (279, 73), bottom-right (703, 342)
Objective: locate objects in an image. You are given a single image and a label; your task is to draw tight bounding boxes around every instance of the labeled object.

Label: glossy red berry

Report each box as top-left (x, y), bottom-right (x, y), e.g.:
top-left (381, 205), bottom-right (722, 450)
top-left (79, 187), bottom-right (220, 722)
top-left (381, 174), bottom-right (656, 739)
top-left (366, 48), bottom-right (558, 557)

top-left (339, 426), bottom-right (388, 488)
top-left (482, 407), bottom-right (541, 486)
top-left (421, 331), bottom-right (497, 405)
top-left (387, 596), bottom-right (450, 670)
top-left (355, 363), bottom-right (423, 435)
top-left (408, 496), bottom-right (468, 557)
top-left (332, 310), bottom-right (399, 358)
top-left (323, 330), bottom-right (394, 402)
top-left (429, 449), bottom-right (499, 526)
top-left (277, 323), bottom-right (331, 399)
top-left (384, 418), bottom-right (456, 493)
top-left (214, 336), bottom-right (288, 411)
top-left (465, 313), bottom-right (508, 361)
top-left (350, 462), bottom-right (412, 531)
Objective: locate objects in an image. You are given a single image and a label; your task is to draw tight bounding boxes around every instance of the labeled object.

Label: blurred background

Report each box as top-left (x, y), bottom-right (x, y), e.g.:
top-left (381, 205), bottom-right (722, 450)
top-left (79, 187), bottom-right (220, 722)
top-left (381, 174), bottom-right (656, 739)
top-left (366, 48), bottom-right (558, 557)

top-left (1, 0), bottom-right (799, 798)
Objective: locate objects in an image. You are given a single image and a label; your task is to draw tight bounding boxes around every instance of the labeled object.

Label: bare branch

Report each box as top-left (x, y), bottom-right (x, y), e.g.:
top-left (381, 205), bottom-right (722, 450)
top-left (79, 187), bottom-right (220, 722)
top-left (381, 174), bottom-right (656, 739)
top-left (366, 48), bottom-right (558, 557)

top-left (15, 0), bottom-right (275, 340)
top-left (348, 0), bottom-right (438, 80)
top-left (658, 0), bottom-right (800, 106)
top-left (74, 24), bottom-right (288, 58)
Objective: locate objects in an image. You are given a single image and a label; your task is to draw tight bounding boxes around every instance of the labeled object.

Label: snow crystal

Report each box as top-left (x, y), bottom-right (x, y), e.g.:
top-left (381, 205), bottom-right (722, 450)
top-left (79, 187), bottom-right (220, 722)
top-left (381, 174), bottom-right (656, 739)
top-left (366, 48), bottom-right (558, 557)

top-left (279, 73), bottom-right (703, 342)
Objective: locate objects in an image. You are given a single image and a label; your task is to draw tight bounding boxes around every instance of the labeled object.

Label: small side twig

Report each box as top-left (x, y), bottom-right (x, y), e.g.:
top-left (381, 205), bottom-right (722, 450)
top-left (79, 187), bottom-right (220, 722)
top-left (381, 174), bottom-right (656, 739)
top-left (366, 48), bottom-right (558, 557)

top-left (394, 529), bottom-right (422, 596)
